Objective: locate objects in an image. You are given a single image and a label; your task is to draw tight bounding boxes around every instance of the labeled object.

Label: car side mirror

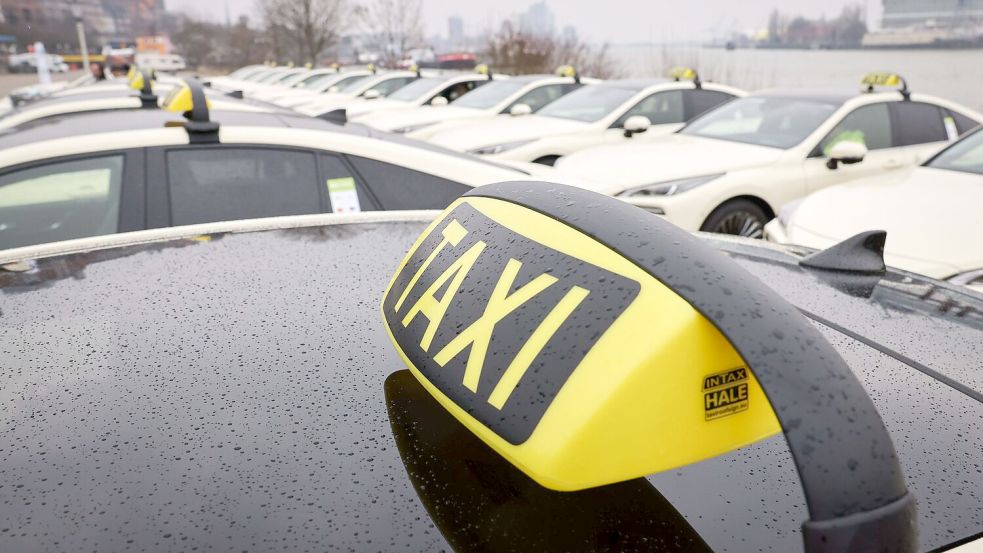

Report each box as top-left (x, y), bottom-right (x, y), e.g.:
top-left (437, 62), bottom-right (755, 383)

top-left (826, 141), bottom-right (867, 170)
top-left (431, 96), bottom-right (449, 106)
top-left (363, 89), bottom-right (382, 100)
top-left (623, 115), bottom-right (651, 138)
top-left (509, 103), bottom-right (532, 116)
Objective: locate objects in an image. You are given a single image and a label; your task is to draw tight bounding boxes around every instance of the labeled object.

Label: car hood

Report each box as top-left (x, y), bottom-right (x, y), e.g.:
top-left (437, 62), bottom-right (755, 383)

top-left (787, 167), bottom-right (983, 278)
top-left (355, 105), bottom-right (480, 131)
top-left (555, 135), bottom-right (785, 191)
top-left (429, 115), bottom-right (590, 152)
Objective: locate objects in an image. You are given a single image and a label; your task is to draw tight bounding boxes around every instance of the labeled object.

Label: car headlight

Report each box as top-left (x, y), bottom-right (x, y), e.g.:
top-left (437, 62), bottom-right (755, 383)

top-left (468, 139), bottom-right (537, 155)
top-left (777, 199), bottom-right (803, 227)
top-left (392, 121), bottom-right (438, 134)
top-left (619, 173), bottom-right (724, 197)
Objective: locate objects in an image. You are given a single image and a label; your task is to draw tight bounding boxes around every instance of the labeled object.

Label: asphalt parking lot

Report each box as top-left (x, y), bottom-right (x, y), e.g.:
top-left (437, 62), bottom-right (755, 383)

top-left (0, 70), bottom-right (83, 96)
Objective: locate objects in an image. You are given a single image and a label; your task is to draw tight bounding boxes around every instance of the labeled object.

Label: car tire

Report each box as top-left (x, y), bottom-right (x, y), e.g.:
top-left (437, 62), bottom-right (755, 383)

top-left (700, 199), bottom-right (769, 238)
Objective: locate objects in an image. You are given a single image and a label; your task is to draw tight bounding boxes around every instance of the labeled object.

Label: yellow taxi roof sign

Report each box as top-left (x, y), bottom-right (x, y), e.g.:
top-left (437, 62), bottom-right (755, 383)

top-left (381, 181), bottom-right (916, 553)
top-left (367, 63), bottom-right (377, 73)
top-left (474, 63), bottom-right (489, 75)
top-left (862, 72), bottom-right (909, 96)
top-left (669, 66), bottom-right (701, 81)
top-left (555, 65), bottom-right (577, 78)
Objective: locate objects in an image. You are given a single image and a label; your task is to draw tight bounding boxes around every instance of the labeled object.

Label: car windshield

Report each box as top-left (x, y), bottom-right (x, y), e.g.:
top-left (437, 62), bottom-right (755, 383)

top-left (537, 85), bottom-right (637, 123)
top-left (680, 96), bottom-right (838, 148)
top-left (387, 78), bottom-right (444, 101)
top-left (339, 75), bottom-right (374, 93)
top-left (276, 71), bottom-right (308, 85)
top-left (452, 81), bottom-right (526, 109)
top-left (256, 70), bottom-right (292, 84)
top-left (294, 72), bottom-right (335, 88)
top-left (927, 129), bottom-right (983, 175)
top-left (228, 66), bottom-right (260, 79)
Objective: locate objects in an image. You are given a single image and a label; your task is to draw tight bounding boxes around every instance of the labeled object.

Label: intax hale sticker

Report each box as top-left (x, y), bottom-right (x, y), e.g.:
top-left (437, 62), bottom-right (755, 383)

top-left (327, 177), bottom-right (361, 213)
top-left (703, 367), bottom-right (749, 421)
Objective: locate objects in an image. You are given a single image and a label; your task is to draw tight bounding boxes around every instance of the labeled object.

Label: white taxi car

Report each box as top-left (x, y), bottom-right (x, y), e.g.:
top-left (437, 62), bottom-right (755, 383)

top-left (0, 78), bottom-right (559, 252)
top-left (255, 69), bottom-right (376, 108)
top-left (344, 68), bottom-right (498, 119)
top-left (428, 69), bottom-right (743, 166)
top-left (293, 70), bottom-right (422, 118)
top-left (557, 73), bottom-right (983, 237)
top-left (765, 125), bottom-right (983, 287)
top-left (0, 70), bottom-right (275, 131)
top-left (354, 69), bottom-right (595, 140)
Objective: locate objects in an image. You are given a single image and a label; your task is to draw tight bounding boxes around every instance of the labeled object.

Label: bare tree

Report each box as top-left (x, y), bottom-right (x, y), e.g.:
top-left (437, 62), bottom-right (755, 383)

top-left (485, 20), bottom-right (620, 79)
top-left (256, 0), bottom-right (350, 65)
top-left (359, 0), bottom-right (424, 66)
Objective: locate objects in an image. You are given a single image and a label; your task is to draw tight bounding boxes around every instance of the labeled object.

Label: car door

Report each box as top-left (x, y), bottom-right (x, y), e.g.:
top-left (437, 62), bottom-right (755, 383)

top-left (605, 90), bottom-right (686, 144)
top-left (803, 102), bottom-right (899, 194)
top-left (0, 149), bottom-right (144, 250)
top-left (147, 145), bottom-right (328, 227)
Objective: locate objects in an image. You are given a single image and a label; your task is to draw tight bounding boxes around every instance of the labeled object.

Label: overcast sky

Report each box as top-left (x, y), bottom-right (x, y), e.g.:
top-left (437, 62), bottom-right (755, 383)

top-left (166, 0), bottom-right (883, 43)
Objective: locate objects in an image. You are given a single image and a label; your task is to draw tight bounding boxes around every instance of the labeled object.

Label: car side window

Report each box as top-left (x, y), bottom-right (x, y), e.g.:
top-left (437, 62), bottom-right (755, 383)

top-left (437, 80), bottom-right (485, 103)
top-left (319, 154), bottom-right (380, 213)
top-left (816, 103), bottom-right (892, 156)
top-left (167, 148), bottom-right (320, 226)
top-left (892, 102), bottom-right (948, 146)
top-left (0, 155), bottom-right (124, 250)
top-left (945, 109), bottom-right (979, 134)
top-left (346, 155), bottom-right (470, 210)
top-left (507, 84), bottom-right (578, 113)
top-left (613, 90), bottom-right (685, 127)
top-left (685, 89), bottom-right (735, 120)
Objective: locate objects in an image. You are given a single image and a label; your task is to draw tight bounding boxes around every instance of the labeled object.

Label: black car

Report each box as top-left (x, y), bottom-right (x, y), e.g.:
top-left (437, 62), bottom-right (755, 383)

top-left (0, 184), bottom-right (980, 552)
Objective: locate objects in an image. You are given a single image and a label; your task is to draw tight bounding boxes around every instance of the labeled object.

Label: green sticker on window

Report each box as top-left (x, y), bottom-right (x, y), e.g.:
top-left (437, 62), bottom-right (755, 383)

top-left (327, 177), bottom-right (356, 192)
top-left (326, 177), bottom-right (361, 213)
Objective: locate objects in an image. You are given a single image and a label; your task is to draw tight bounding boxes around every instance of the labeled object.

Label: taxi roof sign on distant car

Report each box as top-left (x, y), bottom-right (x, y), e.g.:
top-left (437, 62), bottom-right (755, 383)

top-left (861, 71), bottom-right (909, 97)
top-left (127, 67), bottom-right (158, 107)
top-left (554, 64), bottom-right (579, 82)
top-left (669, 66), bottom-right (701, 87)
top-left (382, 182), bottom-right (917, 553)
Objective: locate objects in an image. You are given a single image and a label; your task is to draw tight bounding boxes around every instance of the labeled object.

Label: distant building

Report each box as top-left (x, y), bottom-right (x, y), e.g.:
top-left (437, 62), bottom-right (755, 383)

top-left (448, 15), bottom-right (463, 45)
top-left (519, 1), bottom-right (554, 36)
top-left (881, 0), bottom-right (983, 28)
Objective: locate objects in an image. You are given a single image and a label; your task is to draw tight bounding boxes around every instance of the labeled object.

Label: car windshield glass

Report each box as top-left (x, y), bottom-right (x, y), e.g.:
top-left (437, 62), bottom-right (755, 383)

top-left (339, 75), bottom-right (373, 93)
top-left (927, 129), bottom-right (983, 175)
top-left (452, 81), bottom-right (526, 109)
top-left (537, 85), bottom-right (637, 123)
top-left (295, 72), bottom-right (336, 88)
top-left (256, 70), bottom-right (290, 84)
top-left (680, 96), bottom-right (838, 148)
top-left (387, 78), bottom-right (443, 101)
top-left (277, 72), bottom-right (307, 85)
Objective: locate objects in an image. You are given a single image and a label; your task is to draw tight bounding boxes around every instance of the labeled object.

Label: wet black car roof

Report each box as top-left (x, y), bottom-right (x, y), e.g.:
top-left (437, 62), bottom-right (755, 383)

top-left (0, 220), bottom-right (980, 552)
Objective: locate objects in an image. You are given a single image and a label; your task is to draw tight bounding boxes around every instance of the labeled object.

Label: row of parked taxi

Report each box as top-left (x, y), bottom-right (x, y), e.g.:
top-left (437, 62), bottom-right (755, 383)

top-left (0, 63), bottom-right (980, 290)
top-left (210, 63), bottom-right (983, 288)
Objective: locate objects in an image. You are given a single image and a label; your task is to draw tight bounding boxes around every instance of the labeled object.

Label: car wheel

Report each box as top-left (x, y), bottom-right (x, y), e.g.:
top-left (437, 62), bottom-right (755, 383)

top-left (700, 199), bottom-right (768, 239)
top-left (532, 155), bottom-right (560, 166)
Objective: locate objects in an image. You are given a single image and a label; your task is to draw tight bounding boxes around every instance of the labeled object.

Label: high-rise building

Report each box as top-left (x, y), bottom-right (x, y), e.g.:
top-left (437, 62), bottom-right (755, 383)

top-left (448, 15), bottom-right (463, 45)
top-left (519, 1), bottom-right (554, 37)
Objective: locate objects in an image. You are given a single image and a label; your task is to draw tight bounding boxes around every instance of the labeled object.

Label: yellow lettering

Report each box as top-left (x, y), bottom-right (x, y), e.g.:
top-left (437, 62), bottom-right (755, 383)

top-left (401, 240), bottom-right (486, 352)
top-left (433, 258), bottom-right (558, 392)
top-left (394, 219), bottom-right (468, 313)
top-left (487, 285), bottom-right (590, 409)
